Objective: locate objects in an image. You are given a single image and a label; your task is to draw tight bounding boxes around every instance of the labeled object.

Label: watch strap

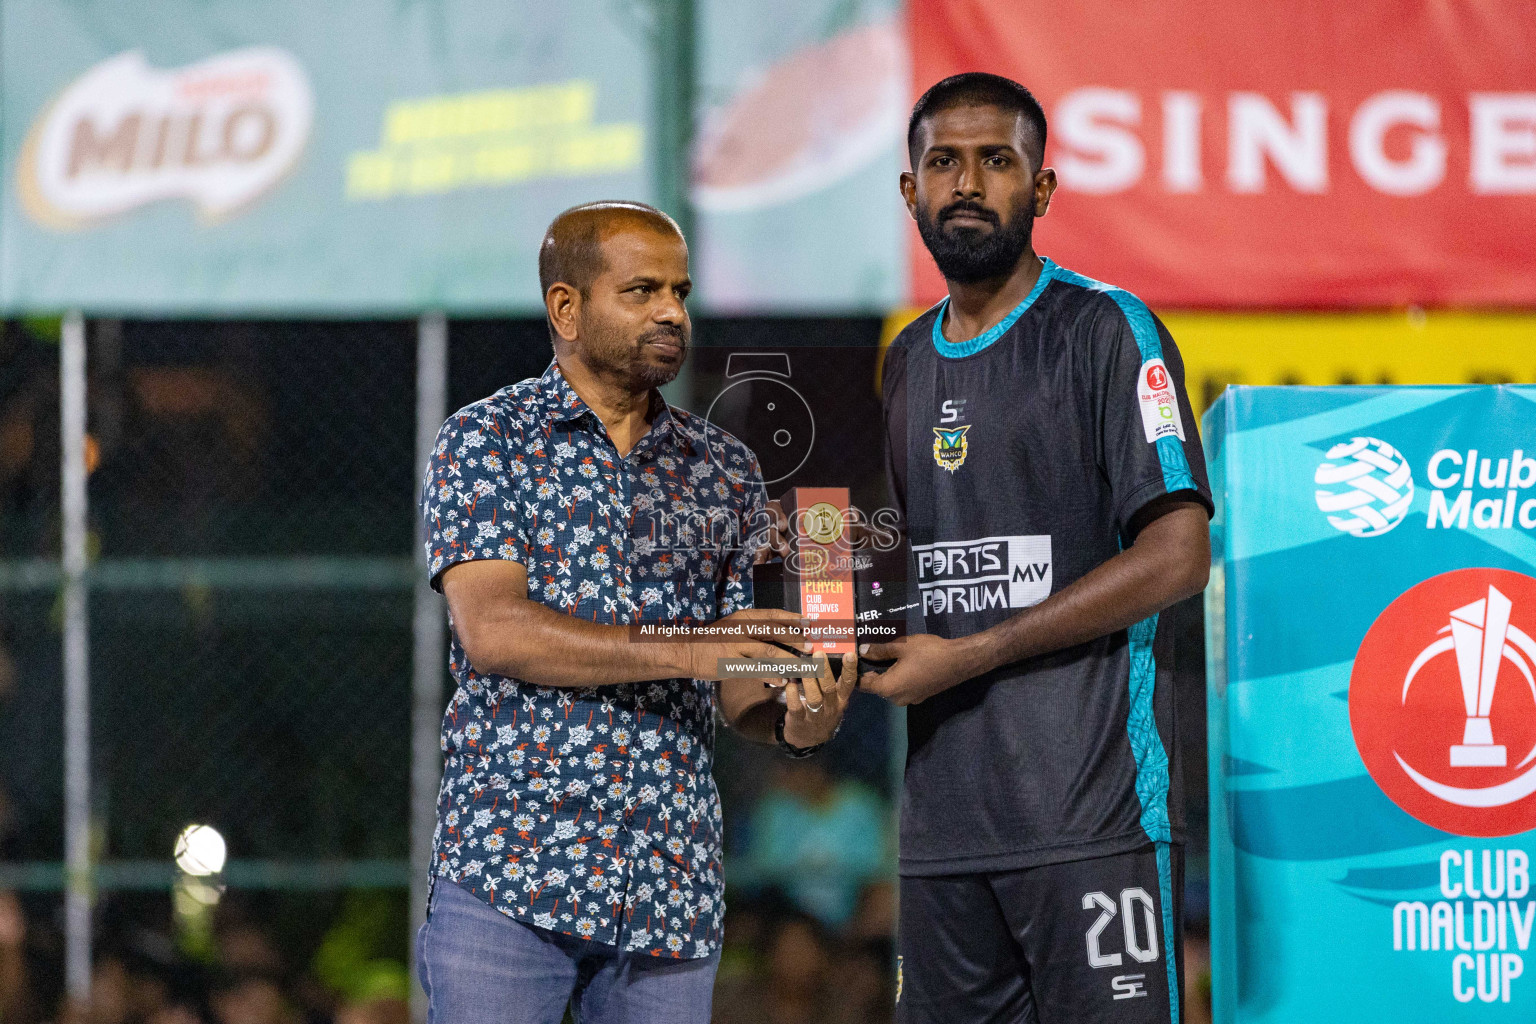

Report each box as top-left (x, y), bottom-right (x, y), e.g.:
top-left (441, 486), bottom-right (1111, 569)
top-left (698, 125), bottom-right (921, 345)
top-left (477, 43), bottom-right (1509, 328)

top-left (775, 709), bottom-right (823, 759)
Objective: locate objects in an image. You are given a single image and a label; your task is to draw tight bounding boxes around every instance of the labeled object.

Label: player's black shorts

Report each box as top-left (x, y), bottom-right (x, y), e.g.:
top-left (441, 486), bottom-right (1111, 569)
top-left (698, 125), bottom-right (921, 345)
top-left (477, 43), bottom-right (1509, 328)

top-left (897, 843), bottom-right (1184, 1024)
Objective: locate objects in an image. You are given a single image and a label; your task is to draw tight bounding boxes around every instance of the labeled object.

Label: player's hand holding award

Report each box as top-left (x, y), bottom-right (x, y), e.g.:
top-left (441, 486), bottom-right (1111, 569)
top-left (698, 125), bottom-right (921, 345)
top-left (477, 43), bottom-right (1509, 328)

top-left (857, 634), bottom-right (973, 706)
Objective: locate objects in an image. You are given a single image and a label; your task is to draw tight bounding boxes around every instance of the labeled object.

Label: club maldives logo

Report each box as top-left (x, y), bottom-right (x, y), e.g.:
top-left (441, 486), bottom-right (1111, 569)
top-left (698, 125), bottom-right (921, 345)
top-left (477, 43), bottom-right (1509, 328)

top-left (1136, 357), bottom-right (1185, 443)
top-left (1314, 436), bottom-right (1415, 537)
top-left (1351, 569), bottom-right (1536, 837)
top-left (17, 48), bottom-right (313, 229)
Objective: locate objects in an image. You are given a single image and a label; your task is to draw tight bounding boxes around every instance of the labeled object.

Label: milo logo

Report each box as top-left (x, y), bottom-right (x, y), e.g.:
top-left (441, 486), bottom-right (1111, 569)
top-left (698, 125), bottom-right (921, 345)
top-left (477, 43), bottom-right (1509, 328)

top-left (18, 47), bottom-right (313, 228)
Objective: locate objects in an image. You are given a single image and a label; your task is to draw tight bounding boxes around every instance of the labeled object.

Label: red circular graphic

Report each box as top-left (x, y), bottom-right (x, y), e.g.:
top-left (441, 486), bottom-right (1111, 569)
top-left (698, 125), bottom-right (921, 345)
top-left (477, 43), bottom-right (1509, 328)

top-left (1147, 365), bottom-right (1168, 390)
top-left (1351, 568), bottom-right (1536, 837)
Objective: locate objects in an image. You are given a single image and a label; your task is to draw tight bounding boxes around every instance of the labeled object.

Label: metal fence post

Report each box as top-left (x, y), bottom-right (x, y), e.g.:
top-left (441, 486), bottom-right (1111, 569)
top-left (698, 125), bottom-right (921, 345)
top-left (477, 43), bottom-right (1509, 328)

top-left (409, 312), bottom-right (448, 1021)
top-left (651, 0), bottom-right (696, 412)
top-left (650, 0), bottom-right (695, 251)
top-left (60, 310), bottom-right (92, 1000)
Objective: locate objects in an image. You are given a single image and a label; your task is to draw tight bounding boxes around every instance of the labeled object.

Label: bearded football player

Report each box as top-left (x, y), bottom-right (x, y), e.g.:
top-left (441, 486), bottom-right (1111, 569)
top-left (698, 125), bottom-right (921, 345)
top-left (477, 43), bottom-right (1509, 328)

top-left (861, 73), bottom-right (1213, 1024)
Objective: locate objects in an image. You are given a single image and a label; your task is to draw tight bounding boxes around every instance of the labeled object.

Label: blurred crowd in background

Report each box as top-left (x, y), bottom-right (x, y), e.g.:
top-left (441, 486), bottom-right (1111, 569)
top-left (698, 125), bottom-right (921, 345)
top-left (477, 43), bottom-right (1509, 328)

top-left (0, 758), bottom-right (913, 1024)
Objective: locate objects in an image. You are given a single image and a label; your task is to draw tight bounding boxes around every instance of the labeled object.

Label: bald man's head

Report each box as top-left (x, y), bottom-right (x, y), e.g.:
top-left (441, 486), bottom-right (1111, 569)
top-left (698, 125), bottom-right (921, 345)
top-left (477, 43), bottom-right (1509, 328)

top-left (538, 200), bottom-right (693, 391)
top-left (538, 200), bottom-right (684, 309)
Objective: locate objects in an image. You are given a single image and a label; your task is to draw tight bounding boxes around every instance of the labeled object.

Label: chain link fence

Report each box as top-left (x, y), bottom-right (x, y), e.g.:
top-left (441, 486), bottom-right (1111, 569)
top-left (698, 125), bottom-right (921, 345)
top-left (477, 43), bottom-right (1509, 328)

top-left (0, 315), bottom-right (905, 1023)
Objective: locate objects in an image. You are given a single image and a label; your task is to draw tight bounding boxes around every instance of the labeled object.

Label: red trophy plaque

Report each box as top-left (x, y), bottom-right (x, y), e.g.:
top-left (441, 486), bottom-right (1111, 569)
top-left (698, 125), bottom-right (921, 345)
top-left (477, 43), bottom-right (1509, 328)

top-left (780, 487), bottom-right (854, 655)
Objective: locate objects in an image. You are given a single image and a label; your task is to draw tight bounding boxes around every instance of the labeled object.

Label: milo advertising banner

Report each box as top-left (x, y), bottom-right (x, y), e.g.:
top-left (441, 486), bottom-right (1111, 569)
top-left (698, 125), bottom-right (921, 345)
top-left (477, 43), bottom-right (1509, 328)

top-left (0, 0), bottom-right (905, 314)
top-left (1206, 386), bottom-right (1536, 1020)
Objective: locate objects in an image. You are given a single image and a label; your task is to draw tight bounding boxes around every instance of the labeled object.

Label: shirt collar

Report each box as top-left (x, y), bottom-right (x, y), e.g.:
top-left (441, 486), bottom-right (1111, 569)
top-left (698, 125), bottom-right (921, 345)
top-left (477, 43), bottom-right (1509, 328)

top-left (536, 359), bottom-right (591, 425)
top-left (537, 359), bottom-right (693, 453)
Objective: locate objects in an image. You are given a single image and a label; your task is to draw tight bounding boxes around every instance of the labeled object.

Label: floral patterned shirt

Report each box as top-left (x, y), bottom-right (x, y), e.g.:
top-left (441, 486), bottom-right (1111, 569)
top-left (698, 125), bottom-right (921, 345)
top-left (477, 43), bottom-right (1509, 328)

top-left (420, 359), bottom-right (766, 959)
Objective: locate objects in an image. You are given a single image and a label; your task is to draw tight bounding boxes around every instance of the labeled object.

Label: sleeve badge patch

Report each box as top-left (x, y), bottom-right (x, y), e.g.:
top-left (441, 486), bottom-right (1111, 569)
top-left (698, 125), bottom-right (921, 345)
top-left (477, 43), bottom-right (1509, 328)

top-left (1138, 358), bottom-right (1186, 443)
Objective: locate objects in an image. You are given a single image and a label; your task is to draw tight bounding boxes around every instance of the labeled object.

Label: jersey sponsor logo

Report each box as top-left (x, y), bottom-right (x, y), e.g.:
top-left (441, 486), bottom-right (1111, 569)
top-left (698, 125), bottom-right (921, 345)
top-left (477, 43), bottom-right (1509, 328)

top-left (1136, 357), bottom-right (1186, 443)
top-left (932, 425), bottom-right (970, 472)
top-left (1351, 569), bottom-right (1536, 836)
top-left (939, 398), bottom-right (967, 424)
top-left (1112, 974), bottom-right (1149, 1000)
top-left (913, 534), bottom-right (1051, 616)
top-left (1314, 436), bottom-right (1414, 536)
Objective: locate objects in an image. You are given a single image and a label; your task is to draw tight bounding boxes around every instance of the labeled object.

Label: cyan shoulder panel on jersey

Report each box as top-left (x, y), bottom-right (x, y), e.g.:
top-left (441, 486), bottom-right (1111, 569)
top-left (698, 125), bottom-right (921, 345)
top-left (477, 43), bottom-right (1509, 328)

top-left (1048, 263), bottom-right (1197, 495)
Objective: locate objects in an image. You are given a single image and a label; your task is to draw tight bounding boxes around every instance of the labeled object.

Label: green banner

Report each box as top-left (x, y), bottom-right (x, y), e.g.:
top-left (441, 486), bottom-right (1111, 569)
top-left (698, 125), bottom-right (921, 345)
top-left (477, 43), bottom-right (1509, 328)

top-left (0, 0), bottom-right (655, 314)
top-left (0, 0), bottom-right (908, 315)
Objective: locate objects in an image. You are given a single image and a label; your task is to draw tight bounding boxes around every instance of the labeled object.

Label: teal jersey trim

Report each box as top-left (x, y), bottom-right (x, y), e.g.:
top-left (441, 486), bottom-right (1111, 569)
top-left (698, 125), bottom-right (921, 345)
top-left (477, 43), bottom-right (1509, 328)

top-left (1125, 613), bottom-right (1172, 844)
top-left (1047, 264), bottom-right (1197, 495)
top-left (1156, 841), bottom-right (1182, 1023)
top-left (1129, 617), bottom-right (1180, 1019)
top-left (931, 258), bottom-right (1057, 359)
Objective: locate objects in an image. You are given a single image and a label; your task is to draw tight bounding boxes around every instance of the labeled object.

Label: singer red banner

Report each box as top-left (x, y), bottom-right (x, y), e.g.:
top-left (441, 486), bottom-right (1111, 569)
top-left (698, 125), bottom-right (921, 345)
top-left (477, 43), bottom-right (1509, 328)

top-left (908, 1), bottom-right (1536, 308)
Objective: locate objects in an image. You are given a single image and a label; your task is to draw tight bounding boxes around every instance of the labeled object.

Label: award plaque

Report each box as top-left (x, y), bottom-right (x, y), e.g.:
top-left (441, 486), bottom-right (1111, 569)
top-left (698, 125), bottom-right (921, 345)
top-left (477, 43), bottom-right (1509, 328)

top-left (778, 486), bottom-right (855, 655)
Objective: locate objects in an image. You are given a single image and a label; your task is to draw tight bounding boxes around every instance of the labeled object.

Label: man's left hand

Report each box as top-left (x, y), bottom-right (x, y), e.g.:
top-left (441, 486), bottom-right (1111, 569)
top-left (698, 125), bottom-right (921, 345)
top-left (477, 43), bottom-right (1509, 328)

top-left (781, 651), bottom-right (858, 748)
top-left (857, 635), bottom-right (974, 707)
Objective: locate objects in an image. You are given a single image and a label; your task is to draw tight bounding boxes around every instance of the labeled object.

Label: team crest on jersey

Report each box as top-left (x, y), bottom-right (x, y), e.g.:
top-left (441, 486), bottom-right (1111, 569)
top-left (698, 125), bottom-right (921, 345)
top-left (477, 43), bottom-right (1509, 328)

top-left (932, 425), bottom-right (970, 472)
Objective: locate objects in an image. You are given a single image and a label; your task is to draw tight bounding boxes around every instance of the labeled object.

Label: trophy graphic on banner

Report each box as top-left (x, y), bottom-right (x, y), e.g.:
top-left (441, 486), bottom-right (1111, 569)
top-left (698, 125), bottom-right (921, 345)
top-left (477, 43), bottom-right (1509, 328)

top-left (1447, 585), bottom-right (1512, 767)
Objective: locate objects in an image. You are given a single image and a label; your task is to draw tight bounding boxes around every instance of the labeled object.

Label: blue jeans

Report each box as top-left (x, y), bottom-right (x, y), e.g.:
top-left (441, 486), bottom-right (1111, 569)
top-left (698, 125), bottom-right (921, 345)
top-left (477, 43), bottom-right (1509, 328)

top-left (415, 879), bottom-right (719, 1024)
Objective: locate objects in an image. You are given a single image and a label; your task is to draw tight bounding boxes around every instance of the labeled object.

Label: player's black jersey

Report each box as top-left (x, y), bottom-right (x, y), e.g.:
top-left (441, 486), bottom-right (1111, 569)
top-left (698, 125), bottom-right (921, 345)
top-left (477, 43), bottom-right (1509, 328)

top-left (881, 258), bottom-right (1213, 876)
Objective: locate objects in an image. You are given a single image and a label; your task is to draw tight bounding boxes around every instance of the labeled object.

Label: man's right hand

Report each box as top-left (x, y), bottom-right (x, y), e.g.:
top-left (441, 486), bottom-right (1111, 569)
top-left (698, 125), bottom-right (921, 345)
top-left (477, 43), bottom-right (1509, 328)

top-left (440, 559), bottom-right (814, 686)
top-left (683, 608), bottom-right (810, 680)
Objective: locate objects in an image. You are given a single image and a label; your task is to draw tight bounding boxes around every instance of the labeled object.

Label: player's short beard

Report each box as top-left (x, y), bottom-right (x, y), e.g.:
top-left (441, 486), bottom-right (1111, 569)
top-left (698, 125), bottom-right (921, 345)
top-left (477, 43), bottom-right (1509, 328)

top-left (916, 194), bottom-right (1035, 284)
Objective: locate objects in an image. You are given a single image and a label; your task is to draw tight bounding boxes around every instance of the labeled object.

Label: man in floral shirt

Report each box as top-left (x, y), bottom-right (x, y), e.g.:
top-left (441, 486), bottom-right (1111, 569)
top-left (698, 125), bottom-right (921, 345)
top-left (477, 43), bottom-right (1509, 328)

top-left (416, 201), bottom-right (855, 1024)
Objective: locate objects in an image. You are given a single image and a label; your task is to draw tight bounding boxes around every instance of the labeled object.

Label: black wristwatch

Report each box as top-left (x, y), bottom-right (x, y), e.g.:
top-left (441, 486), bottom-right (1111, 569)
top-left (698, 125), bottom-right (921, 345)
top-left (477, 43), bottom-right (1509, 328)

top-left (775, 708), bottom-right (824, 759)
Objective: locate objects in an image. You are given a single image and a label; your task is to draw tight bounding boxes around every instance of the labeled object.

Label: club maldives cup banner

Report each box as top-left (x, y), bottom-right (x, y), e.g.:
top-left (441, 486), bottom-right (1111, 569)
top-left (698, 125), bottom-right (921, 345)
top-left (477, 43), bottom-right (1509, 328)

top-left (1206, 386), bottom-right (1536, 1021)
top-left (909, 1), bottom-right (1536, 308)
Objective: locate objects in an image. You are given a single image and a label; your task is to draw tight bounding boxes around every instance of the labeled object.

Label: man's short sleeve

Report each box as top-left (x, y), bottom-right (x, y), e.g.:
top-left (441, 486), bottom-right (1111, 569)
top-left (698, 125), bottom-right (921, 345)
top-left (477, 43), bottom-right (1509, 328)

top-left (1094, 298), bottom-right (1213, 537)
top-left (420, 405), bottom-right (531, 592)
top-left (717, 455), bottom-right (768, 617)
